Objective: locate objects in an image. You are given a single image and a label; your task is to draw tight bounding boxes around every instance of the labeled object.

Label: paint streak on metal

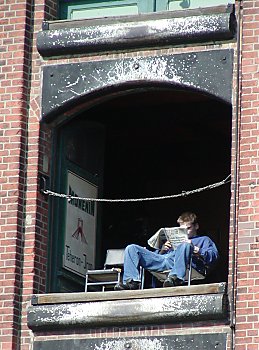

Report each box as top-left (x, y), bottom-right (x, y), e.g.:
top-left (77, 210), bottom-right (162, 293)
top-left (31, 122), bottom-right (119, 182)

top-left (94, 338), bottom-right (165, 350)
top-left (31, 294), bottom-right (220, 326)
top-left (47, 14), bottom-right (226, 47)
top-left (49, 55), bottom-right (196, 111)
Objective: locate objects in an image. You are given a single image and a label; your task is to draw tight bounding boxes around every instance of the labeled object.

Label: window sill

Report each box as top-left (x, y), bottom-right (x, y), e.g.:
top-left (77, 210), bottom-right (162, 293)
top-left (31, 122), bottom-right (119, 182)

top-left (36, 5), bottom-right (236, 58)
top-left (27, 282), bottom-right (228, 331)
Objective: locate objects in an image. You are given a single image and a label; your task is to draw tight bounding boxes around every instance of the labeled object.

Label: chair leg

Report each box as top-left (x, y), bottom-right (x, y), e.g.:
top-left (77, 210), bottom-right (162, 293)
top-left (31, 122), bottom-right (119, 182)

top-left (85, 274), bottom-right (88, 292)
top-left (118, 271), bottom-right (121, 283)
top-left (188, 255), bottom-right (193, 286)
top-left (140, 267), bottom-right (145, 289)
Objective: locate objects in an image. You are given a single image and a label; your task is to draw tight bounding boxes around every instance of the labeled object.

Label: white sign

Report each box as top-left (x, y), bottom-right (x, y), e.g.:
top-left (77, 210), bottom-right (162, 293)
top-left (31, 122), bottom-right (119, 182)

top-left (63, 171), bottom-right (97, 277)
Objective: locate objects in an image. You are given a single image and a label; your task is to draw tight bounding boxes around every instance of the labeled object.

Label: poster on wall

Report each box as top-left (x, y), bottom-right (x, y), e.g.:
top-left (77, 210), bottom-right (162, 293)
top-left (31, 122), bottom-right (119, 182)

top-left (63, 171), bottom-right (97, 277)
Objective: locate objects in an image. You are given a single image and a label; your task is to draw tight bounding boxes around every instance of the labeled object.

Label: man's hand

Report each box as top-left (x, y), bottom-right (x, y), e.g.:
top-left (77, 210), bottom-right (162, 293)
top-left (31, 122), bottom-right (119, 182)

top-left (186, 239), bottom-right (200, 254)
top-left (160, 241), bottom-right (172, 254)
top-left (193, 246), bottom-right (200, 254)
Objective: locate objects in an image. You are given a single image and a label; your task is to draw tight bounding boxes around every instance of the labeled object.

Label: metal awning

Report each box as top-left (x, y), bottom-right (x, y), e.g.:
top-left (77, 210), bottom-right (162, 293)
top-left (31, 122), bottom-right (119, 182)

top-left (37, 5), bottom-right (236, 58)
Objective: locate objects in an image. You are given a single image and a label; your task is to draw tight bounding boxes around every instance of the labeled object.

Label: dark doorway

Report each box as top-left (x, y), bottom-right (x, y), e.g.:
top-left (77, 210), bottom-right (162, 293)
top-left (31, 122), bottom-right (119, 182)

top-left (74, 88), bottom-right (231, 284)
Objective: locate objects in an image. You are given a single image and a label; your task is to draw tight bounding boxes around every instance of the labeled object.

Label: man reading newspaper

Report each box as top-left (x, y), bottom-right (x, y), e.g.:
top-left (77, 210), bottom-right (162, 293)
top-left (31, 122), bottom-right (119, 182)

top-left (114, 212), bottom-right (219, 290)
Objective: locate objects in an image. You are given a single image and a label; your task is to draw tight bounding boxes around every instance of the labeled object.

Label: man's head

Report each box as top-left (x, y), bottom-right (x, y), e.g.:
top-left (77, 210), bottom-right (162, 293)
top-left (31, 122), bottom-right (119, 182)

top-left (177, 211), bottom-right (199, 238)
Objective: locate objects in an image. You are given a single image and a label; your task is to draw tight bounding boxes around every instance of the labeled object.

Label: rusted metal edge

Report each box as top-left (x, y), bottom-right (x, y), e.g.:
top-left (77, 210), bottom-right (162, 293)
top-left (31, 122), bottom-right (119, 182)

top-left (27, 291), bottom-right (228, 331)
top-left (36, 5), bottom-right (236, 58)
top-left (31, 282), bottom-right (226, 305)
top-left (33, 333), bottom-right (229, 350)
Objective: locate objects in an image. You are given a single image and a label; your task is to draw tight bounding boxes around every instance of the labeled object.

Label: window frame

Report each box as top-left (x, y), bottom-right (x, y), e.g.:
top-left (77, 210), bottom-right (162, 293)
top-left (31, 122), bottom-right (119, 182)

top-left (59, 0), bottom-right (235, 20)
top-left (59, 0), bottom-right (155, 20)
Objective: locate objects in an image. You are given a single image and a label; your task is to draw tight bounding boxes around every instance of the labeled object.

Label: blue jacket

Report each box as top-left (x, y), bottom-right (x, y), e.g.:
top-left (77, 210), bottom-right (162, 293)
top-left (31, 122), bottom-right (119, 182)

top-left (157, 235), bottom-right (219, 275)
top-left (190, 235), bottom-right (219, 265)
top-left (189, 235), bottom-right (219, 274)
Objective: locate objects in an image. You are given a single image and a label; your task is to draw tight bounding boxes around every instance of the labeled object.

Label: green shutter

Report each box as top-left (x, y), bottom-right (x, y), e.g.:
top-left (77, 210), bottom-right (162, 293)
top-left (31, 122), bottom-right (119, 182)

top-left (70, 5), bottom-right (138, 19)
top-left (60, 0), bottom-right (155, 20)
top-left (59, 0), bottom-right (234, 22)
top-left (167, 0), bottom-right (234, 11)
top-left (48, 121), bottom-right (105, 293)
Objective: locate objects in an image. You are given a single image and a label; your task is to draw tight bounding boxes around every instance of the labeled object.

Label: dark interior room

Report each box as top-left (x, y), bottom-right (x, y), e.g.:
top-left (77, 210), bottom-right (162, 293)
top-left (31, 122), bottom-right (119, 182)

top-left (74, 88), bottom-right (232, 285)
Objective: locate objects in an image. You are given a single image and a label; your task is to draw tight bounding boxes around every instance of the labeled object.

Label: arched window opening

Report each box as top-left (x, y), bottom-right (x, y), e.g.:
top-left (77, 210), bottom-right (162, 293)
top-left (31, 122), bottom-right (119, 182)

top-left (49, 88), bottom-right (231, 292)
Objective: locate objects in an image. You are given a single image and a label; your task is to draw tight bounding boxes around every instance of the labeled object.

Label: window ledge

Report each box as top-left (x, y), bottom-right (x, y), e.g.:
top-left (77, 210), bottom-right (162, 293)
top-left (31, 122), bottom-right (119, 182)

top-left (27, 282), bottom-right (228, 331)
top-left (37, 5), bottom-right (236, 58)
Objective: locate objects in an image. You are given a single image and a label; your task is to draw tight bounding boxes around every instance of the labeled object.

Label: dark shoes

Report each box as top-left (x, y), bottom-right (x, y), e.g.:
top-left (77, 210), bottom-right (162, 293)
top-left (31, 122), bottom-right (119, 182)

top-left (163, 275), bottom-right (184, 288)
top-left (114, 280), bottom-right (140, 291)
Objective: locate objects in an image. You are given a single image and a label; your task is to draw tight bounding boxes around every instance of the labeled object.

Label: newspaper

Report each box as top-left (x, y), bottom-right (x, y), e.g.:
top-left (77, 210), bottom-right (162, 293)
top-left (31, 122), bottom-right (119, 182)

top-left (160, 227), bottom-right (188, 250)
top-left (148, 227), bottom-right (188, 250)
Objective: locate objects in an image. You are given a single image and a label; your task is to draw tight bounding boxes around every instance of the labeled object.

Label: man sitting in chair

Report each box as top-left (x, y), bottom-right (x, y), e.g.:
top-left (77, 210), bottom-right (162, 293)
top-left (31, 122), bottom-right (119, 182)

top-left (114, 211), bottom-right (219, 290)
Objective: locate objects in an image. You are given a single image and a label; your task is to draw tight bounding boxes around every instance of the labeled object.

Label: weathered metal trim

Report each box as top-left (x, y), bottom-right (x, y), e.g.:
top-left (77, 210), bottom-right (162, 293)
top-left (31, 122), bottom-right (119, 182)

top-left (41, 49), bottom-right (233, 126)
top-left (27, 292), bottom-right (228, 331)
top-left (33, 333), bottom-right (228, 350)
top-left (37, 6), bottom-right (236, 58)
top-left (31, 282), bottom-right (227, 305)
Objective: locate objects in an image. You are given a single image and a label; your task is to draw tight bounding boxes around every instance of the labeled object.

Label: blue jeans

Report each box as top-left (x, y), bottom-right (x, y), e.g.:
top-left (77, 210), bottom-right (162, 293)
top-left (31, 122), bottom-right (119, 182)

top-left (123, 243), bottom-right (194, 283)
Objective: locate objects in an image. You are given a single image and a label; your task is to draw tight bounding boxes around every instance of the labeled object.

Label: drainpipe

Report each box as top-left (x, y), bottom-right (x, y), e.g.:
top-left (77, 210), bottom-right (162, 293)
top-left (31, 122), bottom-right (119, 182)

top-left (230, 0), bottom-right (243, 349)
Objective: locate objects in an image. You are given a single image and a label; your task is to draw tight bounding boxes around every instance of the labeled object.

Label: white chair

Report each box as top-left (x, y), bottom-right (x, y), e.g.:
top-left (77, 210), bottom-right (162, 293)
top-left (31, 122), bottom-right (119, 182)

top-left (85, 248), bottom-right (125, 292)
top-left (85, 248), bottom-right (146, 291)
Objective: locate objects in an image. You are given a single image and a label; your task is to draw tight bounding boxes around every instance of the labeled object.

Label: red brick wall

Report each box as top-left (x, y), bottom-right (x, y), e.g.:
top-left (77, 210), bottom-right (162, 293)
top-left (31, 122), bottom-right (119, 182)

top-left (0, 0), bottom-right (32, 348)
top-left (0, 1), bottom-right (56, 349)
top-left (235, 0), bottom-right (259, 349)
top-left (1, 0), bottom-right (259, 349)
